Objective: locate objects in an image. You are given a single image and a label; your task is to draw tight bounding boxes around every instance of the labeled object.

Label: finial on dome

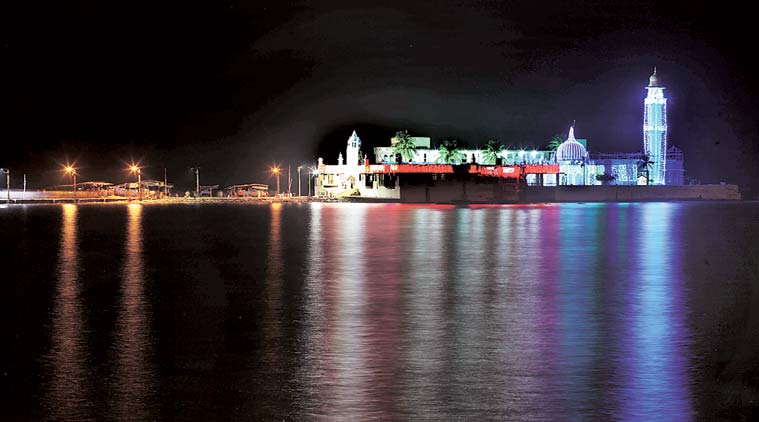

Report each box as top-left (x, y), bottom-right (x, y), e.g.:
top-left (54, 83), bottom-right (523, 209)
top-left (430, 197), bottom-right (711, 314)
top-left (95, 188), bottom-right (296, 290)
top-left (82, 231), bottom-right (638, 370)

top-left (648, 67), bottom-right (661, 87)
top-left (557, 123), bottom-right (587, 162)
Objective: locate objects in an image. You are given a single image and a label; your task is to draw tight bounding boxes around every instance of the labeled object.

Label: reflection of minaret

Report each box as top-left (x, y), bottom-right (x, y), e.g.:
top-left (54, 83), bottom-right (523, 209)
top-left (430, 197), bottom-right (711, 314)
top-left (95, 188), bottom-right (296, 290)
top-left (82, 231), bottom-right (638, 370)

top-left (295, 203), bottom-right (327, 417)
top-left (615, 204), bottom-right (691, 419)
top-left (643, 67), bottom-right (668, 185)
top-left (114, 203), bottom-right (155, 419)
top-left (48, 204), bottom-right (90, 420)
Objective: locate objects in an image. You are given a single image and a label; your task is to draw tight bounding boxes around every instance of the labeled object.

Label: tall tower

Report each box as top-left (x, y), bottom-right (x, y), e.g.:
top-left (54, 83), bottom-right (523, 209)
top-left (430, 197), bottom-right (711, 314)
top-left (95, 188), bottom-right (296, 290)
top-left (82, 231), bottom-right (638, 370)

top-left (346, 130), bottom-right (361, 166)
top-left (643, 67), bottom-right (667, 185)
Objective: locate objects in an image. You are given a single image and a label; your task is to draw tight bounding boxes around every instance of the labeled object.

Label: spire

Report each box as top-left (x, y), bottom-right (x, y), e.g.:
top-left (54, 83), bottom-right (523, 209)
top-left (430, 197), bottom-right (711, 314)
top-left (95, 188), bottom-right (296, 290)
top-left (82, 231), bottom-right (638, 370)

top-left (567, 123), bottom-right (576, 142)
top-left (347, 129), bottom-right (361, 147)
top-left (648, 67), bottom-right (661, 87)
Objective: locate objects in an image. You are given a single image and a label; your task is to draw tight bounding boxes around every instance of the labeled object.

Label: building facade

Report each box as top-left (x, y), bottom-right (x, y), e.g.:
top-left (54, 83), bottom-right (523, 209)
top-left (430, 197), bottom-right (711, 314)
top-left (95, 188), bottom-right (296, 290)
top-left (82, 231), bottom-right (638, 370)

top-left (314, 69), bottom-right (684, 197)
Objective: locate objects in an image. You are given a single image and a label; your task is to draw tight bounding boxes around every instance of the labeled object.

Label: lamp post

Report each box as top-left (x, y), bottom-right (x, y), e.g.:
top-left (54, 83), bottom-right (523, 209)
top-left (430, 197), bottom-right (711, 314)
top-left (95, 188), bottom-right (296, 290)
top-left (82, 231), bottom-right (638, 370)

top-left (297, 166), bottom-right (303, 197)
top-left (1, 168), bottom-right (9, 204)
top-left (130, 164), bottom-right (141, 200)
top-left (191, 167), bottom-right (200, 197)
top-left (64, 165), bottom-right (77, 202)
top-left (271, 166), bottom-right (280, 197)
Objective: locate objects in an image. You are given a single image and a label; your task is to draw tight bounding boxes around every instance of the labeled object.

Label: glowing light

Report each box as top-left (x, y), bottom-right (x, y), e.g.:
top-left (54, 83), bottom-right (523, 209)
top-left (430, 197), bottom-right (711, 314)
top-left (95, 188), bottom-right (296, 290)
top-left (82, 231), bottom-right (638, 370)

top-left (643, 68), bottom-right (667, 185)
top-left (270, 166), bottom-right (282, 195)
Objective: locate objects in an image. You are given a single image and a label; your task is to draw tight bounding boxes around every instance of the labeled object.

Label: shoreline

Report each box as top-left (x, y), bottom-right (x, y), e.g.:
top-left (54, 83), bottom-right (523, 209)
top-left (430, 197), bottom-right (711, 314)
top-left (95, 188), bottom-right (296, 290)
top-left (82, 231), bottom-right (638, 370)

top-left (2, 197), bottom-right (754, 207)
top-left (0, 183), bottom-right (746, 206)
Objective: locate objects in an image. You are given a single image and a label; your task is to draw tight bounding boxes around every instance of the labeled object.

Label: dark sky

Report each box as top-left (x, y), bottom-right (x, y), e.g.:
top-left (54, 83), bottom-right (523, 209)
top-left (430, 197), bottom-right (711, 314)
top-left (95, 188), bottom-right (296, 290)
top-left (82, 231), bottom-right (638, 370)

top-left (4, 0), bottom-right (758, 192)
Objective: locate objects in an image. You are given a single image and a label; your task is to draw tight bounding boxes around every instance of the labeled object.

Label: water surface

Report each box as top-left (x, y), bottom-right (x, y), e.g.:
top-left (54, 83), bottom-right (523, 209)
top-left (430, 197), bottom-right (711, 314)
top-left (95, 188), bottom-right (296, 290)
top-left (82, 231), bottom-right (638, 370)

top-left (2, 201), bottom-right (758, 420)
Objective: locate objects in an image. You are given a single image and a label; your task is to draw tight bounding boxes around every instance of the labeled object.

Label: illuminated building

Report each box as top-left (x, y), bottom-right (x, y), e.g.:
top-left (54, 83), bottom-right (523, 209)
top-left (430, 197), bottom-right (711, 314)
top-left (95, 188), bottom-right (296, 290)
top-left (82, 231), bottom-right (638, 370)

top-left (315, 131), bottom-right (403, 199)
top-left (314, 69), bottom-right (685, 198)
top-left (643, 67), bottom-right (667, 185)
top-left (554, 125), bottom-right (601, 186)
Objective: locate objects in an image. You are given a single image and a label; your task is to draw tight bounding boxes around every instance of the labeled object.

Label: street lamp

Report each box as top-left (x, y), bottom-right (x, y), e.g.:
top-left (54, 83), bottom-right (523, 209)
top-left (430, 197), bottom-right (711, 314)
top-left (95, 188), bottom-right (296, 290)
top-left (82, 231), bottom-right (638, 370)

top-left (271, 166), bottom-right (280, 197)
top-left (1, 168), bottom-right (9, 204)
top-left (130, 164), bottom-right (142, 200)
top-left (297, 166), bottom-right (303, 197)
top-left (64, 165), bottom-right (77, 202)
top-left (190, 167), bottom-right (200, 197)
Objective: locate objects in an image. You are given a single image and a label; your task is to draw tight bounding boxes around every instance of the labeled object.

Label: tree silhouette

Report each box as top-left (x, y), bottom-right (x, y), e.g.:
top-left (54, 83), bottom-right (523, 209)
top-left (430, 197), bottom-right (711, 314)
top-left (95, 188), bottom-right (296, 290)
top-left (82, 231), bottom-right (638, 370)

top-left (481, 139), bottom-right (505, 165)
top-left (436, 139), bottom-right (466, 164)
top-left (392, 130), bottom-right (417, 163)
top-left (546, 134), bottom-right (563, 151)
top-left (637, 154), bottom-right (655, 185)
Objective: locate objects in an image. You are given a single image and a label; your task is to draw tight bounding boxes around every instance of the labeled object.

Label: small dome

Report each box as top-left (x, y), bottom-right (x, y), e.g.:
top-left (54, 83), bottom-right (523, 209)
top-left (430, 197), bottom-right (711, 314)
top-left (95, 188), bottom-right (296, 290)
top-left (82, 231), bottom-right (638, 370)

top-left (557, 141), bottom-right (586, 161)
top-left (556, 125), bottom-right (587, 161)
top-left (648, 67), bottom-right (660, 87)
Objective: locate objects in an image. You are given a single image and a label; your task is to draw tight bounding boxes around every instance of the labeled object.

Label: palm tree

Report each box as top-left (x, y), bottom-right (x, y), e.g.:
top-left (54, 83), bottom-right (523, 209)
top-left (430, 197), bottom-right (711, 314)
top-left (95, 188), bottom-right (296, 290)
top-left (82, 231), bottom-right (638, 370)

top-left (436, 139), bottom-right (466, 164)
top-left (596, 173), bottom-right (616, 185)
top-left (546, 134), bottom-right (563, 151)
top-left (392, 129), bottom-right (417, 163)
top-left (637, 154), bottom-right (655, 185)
top-left (481, 139), bottom-right (505, 165)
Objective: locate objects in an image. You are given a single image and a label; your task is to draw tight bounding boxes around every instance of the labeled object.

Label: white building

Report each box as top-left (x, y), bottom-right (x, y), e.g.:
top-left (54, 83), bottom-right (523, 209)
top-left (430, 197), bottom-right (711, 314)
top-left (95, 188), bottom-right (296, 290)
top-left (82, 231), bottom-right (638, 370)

top-left (315, 130), bottom-right (401, 199)
top-left (313, 70), bottom-right (684, 194)
top-left (554, 125), bottom-right (601, 186)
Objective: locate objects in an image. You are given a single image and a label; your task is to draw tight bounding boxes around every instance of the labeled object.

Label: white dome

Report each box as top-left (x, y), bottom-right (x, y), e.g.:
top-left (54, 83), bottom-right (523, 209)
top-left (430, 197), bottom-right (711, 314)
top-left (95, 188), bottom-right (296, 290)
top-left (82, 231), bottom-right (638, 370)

top-left (556, 125), bottom-right (587, 161)
top-left (557, 141), bottom-right (586, 161)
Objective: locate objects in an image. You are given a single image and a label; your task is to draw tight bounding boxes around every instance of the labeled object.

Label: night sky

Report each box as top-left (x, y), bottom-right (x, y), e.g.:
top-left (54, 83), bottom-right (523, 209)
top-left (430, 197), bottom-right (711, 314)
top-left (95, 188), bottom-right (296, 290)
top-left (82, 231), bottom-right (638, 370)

top-left (4, 1), bottom-right (758, 193)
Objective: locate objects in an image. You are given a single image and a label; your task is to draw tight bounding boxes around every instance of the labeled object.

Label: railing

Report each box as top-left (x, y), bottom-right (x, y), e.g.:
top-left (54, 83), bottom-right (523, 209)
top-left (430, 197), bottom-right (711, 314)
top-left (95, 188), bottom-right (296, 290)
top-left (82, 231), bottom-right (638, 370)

top-left (0, 189), bottom-right (114, 200)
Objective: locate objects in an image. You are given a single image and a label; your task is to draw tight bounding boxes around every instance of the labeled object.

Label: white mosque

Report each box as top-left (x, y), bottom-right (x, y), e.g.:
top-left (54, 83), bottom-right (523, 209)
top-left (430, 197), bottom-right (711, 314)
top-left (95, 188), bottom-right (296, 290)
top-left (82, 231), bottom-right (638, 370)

top-left (314, 69), bottom-right (684, 198)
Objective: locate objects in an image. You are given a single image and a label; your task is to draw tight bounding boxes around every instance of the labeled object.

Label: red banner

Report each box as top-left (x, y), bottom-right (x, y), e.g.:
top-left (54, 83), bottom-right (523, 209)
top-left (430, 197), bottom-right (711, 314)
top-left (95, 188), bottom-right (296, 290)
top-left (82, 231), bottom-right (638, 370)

top-left (357, 164), bottom-right (558, 179)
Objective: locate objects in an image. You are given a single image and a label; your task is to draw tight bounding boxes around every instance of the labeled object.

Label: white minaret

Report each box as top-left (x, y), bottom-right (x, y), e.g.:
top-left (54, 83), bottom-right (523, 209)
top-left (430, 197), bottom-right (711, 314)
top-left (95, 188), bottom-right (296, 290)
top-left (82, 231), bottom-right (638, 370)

top-left (346, 130), bottom-right (361, 166)
top-left (643, 67), bottom-right (668, 185)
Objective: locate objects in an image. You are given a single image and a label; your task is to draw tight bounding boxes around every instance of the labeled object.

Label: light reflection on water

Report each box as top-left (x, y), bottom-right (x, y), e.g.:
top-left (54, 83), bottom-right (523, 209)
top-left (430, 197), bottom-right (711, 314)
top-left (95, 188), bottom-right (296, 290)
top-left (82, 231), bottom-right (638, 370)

top-left (47, 204), bottom-right (91, 420)
top-left (297, 203), bottom-right (694, 420)
top-left (112, 203), bottom-right (156, 420)
top-left (258, 202), bottom-right (287, 417)
top-left (619, 203), bottom-right (692, 421)
top-left (17, 202), bottom-right (757, 420)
